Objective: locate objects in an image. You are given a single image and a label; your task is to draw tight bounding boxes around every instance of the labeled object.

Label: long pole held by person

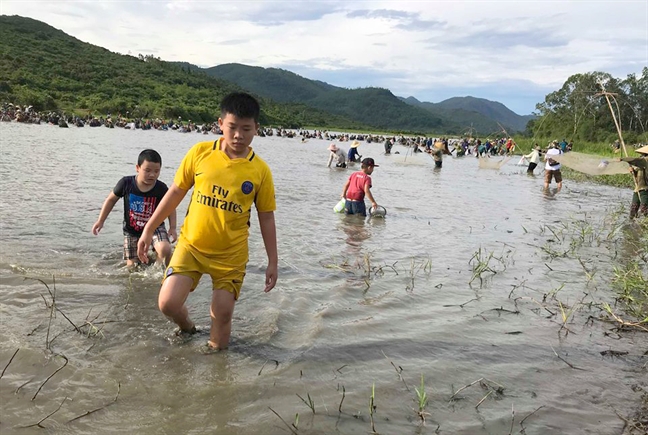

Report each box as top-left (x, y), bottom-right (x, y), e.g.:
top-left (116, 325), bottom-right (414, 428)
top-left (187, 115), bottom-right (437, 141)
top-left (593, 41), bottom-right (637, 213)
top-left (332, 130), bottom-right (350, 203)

top-left (597, 81), bottom-right (628, 158)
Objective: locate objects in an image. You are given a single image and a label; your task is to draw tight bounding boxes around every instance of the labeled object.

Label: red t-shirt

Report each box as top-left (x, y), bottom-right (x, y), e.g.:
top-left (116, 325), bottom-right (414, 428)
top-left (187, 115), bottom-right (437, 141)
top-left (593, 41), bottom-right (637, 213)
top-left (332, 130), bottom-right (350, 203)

top-left (346, 171), bottom-right (372, 201)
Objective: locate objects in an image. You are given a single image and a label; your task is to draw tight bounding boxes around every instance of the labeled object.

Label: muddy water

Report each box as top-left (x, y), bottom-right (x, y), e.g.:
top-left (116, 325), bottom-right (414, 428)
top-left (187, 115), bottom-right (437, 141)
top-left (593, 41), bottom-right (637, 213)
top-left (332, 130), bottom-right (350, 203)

top-left (0, 122), bottom-right (645, 435)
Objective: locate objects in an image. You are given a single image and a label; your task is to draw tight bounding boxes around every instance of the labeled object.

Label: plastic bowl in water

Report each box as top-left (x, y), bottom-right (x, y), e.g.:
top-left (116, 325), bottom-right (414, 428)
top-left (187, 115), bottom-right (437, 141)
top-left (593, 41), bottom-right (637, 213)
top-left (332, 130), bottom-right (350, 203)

top-left (368, 205), bottom-right (387, 218)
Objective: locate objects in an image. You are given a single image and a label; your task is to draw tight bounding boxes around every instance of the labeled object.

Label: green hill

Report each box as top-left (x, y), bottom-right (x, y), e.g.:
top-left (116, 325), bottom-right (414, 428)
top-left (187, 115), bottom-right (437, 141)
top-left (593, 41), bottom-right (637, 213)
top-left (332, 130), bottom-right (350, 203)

top-left (0, 15), bottom-right (365, 128)
top-left (204, 63), bottom-right (536, 134)
top-left (433, 96), bottom-right (534, 132)
top-left (400, 96), bottom-right (505, 135)
top-left (0, 14), bottom-right (537, 134)
top-left (205, 63), bottom-right (338, 103)
top-left (204, 63), bottom-right (449, 133)
top-left (308, 87), bottom-right (446, 133)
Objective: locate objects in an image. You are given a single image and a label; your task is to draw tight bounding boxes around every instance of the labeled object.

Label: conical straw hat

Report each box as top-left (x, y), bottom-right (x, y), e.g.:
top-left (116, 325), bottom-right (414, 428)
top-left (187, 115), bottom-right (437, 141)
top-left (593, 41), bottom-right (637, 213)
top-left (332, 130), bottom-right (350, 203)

top-left (635, 145), bottom-right (648, 155)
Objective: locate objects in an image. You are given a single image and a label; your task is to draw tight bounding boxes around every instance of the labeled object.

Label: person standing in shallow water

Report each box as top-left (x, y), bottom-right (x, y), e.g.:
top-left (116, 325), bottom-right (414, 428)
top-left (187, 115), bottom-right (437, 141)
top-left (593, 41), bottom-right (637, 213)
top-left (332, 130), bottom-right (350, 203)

top-left (523, 144), bottom-right (542, 174)
top-left (92, 149), bottom-right (176, 268)
top-left (137, 92), bottom-right (278, 351)
top-left (384, 138), bottom-right (393, 154)
top-left (341, 157), bottom-right (379, 217)
top-left (544, 142), bottom-right (563, 191)
top-left (620, 145), bottom-right (648, 219)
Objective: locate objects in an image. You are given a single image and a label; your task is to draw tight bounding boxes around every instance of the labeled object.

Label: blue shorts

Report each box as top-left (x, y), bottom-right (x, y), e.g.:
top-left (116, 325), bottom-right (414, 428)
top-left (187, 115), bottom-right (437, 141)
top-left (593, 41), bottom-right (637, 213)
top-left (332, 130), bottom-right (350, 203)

top-left (345, 200), bottom-right (366, 216)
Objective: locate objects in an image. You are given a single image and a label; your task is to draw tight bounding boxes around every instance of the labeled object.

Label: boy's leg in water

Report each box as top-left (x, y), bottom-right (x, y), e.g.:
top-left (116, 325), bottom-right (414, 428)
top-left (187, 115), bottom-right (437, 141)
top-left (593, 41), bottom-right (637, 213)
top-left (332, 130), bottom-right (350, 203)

top-left (124, 235), bottom-right (141, 269)
top-left (153, 241), bottom-right (172, 267)
top-left (158, 274), bottom-right (196, 333)
top-left (151, 228), bottom-right (172, 267)
top-left (208, 289), bottom-right (236, 349)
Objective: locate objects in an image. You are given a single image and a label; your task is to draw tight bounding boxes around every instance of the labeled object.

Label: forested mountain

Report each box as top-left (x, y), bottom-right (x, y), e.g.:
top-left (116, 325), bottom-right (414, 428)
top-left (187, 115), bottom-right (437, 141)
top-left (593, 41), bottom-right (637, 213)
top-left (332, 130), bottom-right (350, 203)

top-left (436, 97), bottom-right (535, 132)
top-left (0, 15), bottom-right (366, 128)
top-left (205, 63), bottom-right (449, 133)
top-left (205, 63), bottom-right (532, 134)
top-left (400, 96), bottom-right (513, 135)
top-left (5, 14), bottom-right (641, 142)
top-left (206, 63), bottom-right (339, 102)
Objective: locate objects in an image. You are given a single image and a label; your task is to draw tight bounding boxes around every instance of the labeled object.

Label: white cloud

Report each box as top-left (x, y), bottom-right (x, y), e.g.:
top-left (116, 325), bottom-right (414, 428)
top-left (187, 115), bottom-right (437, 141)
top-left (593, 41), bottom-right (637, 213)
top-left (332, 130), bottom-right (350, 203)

top-left (1, 0), bottom-right (645, 114)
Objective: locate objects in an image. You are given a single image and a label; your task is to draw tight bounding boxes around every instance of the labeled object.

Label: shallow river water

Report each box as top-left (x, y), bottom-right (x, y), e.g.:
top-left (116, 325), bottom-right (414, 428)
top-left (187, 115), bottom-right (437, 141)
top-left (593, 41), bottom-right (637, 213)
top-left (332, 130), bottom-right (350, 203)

top-left (0, 122), bottom-right (646, 435)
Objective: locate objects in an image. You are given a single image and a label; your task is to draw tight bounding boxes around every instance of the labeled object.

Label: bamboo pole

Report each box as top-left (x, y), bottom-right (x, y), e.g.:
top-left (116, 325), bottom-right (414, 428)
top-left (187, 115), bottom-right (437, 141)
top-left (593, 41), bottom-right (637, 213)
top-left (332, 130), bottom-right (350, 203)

top-left (597, 81), bottom-right (628, 157)
top-left (603, 93), bottom-right (628, 157)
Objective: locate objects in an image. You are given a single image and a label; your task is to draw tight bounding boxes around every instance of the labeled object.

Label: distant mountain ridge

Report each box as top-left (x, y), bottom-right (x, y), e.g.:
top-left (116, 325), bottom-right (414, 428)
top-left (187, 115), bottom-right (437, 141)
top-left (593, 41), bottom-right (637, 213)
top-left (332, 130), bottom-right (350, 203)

top-left (206, 63), bottom-right (339, 102)
top-left (0, 14), bottom-right (534, 134)
top-left (399, 96), bottom-right (535, 134)
top-left (432, 96), bottom-right (535, 132)
top-left (0, 15), bottom-right (366, 128)
top-left (205, 63), bottom-right (534, 134)
top-left (206, 63), bottom-right (448, 132)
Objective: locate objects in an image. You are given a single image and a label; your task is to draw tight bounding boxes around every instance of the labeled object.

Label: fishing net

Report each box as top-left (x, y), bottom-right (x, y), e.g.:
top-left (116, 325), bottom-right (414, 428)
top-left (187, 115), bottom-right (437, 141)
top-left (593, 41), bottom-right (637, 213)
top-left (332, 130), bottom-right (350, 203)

top-left (552, 152), bottom-right (630, 176)
top-left (478, 156), bottom-right (511, 170)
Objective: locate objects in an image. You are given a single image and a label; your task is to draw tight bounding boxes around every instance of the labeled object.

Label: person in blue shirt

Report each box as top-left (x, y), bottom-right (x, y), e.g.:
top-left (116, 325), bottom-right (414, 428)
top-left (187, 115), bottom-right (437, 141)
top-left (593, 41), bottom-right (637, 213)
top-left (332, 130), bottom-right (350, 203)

top-left (559, 139), bottom-right (568, 152)
top-left (348, 140), bottom-right (362, 162)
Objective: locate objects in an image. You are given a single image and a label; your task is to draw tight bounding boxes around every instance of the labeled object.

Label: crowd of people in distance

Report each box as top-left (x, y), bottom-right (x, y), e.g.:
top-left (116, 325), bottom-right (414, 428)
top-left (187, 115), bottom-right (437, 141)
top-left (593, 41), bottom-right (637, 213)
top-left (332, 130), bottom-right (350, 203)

top-left (4, 99), bottom-right (647, 219)
top-left (1, 102), bottom-right (225, 133)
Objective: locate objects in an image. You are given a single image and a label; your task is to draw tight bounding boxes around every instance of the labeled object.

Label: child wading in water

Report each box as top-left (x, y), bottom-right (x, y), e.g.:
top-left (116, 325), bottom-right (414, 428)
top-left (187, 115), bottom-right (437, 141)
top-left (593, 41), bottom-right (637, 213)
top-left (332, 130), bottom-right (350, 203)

top-left (137, 92), bottom-right (278, 351)
top-left (92, 149), bottom-right (176, 268)
top-left (341, 157), bottom-right (379, 216)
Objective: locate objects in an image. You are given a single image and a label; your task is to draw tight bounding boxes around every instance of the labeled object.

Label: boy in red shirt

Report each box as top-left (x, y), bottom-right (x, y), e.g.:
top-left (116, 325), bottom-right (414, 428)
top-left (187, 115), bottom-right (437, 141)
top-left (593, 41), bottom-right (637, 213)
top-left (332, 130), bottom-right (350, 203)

top-left (341, 157), bottom-right (379, 216)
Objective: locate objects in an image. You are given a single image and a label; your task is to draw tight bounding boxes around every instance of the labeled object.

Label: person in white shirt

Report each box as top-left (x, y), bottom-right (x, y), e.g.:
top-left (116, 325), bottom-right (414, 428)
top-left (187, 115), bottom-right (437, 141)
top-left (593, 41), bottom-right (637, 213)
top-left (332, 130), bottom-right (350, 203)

top-left (523, 144), bottom-right (542, 174)
top-left (544, 142), bottom-right (563, 191)
top-left (327, 144), bottom-right (347, 168)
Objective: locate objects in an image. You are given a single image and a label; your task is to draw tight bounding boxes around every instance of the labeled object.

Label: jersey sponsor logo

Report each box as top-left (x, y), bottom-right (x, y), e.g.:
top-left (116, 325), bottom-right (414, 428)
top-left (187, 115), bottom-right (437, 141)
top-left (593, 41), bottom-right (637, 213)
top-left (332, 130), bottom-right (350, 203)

top-left (196, 184), bottom-right (244, 213)
top-left (166, 267), bottom-right (174, 277)
top-left (241, 181), bottom-right (253, 195)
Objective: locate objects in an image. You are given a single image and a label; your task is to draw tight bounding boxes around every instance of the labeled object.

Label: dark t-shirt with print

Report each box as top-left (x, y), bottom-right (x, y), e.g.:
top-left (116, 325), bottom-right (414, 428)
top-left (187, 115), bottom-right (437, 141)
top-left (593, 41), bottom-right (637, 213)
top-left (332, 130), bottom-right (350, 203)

top-left (113, 176), bottom-right (168, 235)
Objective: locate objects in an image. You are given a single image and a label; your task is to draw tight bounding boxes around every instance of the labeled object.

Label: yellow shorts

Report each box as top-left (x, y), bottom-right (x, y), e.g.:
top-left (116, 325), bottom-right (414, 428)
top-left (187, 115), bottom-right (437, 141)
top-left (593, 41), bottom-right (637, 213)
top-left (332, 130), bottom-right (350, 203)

top-left (164, 242), bottom-right (247, 300)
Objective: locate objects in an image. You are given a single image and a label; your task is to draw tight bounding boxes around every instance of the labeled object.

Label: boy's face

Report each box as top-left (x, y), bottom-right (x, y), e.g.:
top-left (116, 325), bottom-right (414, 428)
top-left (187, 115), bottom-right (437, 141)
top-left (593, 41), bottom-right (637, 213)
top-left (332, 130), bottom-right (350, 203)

top-left (218, 113), bottom-right (259, 158)
top-left (135, 160), bottom-right (161, 187)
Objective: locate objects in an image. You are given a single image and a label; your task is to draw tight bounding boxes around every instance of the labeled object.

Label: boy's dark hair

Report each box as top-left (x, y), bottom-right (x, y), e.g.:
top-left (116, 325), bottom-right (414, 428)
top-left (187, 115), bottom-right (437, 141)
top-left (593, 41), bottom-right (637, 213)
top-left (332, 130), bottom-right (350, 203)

top-left (220, 92), bottom-right (260, 123)
top-left (138, 149), bottom-right (162, 166)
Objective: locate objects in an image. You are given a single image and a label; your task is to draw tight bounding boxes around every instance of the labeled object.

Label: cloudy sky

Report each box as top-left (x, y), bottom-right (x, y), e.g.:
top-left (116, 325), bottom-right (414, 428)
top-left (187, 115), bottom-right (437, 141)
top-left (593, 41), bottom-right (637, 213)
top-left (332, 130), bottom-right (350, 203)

top-left (2, 0), bottom-right (646, 114)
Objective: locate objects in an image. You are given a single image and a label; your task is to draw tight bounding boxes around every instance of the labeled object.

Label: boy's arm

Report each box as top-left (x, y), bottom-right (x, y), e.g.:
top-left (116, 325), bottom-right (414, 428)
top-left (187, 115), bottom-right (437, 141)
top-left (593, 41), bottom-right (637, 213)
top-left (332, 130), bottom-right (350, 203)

top-left (137, 183), bottom-right (187, 263)
top-left (92, 192), bottom-right (120, 235)
top-left (621, 157), bottom-right (648, 168)
top-left (167, 209), bottom-right (178, 243)
top-left (257, 211), bottom-right (278, 293)
top-left (341, 179), bottom-right (350, 199)
top-left (364, 184), bottom-right (377, 209)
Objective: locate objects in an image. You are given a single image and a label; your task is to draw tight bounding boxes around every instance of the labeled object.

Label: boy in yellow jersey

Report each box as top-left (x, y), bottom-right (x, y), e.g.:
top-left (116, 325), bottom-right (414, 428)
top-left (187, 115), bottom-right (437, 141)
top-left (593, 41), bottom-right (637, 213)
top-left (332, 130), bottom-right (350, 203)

top-left (137, 92), bottom-right (278, 350)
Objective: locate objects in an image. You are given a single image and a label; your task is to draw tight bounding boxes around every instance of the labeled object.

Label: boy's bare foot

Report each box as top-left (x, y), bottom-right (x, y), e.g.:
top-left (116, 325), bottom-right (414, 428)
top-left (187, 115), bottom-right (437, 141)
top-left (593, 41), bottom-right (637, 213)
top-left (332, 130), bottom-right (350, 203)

top-left (199, 341), bottom-right (227, 354)
top-left (175, 325), bottom-right (197, 336)
top-left (206, 340), bottom-right (228, 351)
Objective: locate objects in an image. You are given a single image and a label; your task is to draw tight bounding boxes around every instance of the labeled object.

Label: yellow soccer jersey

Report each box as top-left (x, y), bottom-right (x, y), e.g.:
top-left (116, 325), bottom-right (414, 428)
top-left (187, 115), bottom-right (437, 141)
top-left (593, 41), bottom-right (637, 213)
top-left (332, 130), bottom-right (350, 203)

top-left (174, 138), bottom-right (276, 259)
